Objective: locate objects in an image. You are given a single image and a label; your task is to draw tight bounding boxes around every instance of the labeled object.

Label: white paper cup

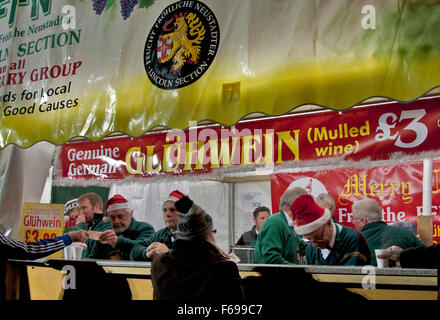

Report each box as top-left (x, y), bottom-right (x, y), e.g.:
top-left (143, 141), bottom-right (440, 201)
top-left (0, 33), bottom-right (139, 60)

top-left (62, 246), bottom-right (72, 259)
top-left (375, 249), bottom-right (389, 268)
top-left (63, 242), bottom-right (86, 260)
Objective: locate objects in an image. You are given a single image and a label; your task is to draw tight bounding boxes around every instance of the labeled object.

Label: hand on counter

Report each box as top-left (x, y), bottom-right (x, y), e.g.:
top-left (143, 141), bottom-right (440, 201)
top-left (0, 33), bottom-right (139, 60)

top-left (146, 242), bottom-right (169, 259)
top-left (377, 245), bottom-right (403, 262)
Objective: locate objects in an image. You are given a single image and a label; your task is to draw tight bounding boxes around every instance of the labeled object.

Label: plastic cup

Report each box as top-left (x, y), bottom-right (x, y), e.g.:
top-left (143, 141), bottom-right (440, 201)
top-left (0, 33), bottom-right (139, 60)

top-left (375, 249), bottom-right (389, 268)
top-left (63, 242), bottom-right (86, 260)
top-left (62, 246), bottom-right (72, 259)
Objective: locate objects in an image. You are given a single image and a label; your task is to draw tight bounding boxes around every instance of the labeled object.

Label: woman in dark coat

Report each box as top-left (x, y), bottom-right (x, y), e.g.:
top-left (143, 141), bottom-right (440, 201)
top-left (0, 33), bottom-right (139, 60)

top-left (150, 196), bottom-right (244, 302)
top-left (379, 243), bottom-right (440, 268)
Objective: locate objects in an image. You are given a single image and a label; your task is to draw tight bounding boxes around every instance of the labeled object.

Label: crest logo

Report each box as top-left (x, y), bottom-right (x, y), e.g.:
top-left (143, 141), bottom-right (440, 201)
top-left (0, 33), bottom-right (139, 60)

top-left (144, 1), bottom-right (220, 90)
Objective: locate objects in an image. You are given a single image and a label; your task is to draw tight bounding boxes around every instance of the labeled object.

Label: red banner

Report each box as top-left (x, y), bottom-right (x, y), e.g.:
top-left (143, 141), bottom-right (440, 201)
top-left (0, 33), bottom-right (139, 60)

top-left (270, 161), bottom-right (440, 244)
top-left (56, 97), bottom-right (440, 181)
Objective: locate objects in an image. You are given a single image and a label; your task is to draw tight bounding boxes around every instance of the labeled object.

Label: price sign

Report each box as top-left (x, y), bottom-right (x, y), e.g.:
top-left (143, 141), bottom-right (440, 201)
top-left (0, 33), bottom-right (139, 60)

top-left (24, 229), bottom-right (58, 242)
top-left (375, 109), bottom-right (428, 148)
top-left (20, 202), bottom-right (65, 258)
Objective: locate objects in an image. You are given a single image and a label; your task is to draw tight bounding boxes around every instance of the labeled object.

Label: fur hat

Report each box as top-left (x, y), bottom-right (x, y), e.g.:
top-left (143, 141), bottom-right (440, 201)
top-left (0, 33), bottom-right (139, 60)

top-left (103, 194), bottom-right (132, 222)
top-left (291, 195), bottom-right (331, 235)
top-left (176, 197), bottom-right (213, 241)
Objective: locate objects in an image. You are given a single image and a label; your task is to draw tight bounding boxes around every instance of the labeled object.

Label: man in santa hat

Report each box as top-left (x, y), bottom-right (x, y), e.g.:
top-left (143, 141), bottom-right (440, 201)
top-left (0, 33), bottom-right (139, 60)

top-left (130, 190), bottom-right (184, 261)
top-left (291, 194), bottom-right (369, 265)
top-left (253, 187), bottom-right (308, 264)
top-left (87, 194), bottom-right (155, 260)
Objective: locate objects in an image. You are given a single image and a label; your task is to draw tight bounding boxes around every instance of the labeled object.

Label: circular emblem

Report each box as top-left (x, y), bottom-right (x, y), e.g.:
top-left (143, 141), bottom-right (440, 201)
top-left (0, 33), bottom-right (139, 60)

top-left (144, 0), bottom-right (220, 90)
top-left (287, 178), bottom-right (328, 198)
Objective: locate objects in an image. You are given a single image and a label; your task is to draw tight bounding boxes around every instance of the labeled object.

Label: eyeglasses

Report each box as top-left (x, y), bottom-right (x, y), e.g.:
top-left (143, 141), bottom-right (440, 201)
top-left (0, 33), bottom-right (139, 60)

top-left (211, 229), bottom-right (217, 234)
top-left (304, 238), bottom-right (325, 244)
top-left (303, 226), bottom-right (325, 244)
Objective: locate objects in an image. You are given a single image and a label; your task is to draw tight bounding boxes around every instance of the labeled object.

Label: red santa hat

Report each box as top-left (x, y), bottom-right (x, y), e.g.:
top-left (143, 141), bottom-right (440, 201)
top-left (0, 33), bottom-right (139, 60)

top-left (104, 194), bottom-right (132, 222)
top-left (164, 190), bottom-right (184, 203)
top-left (290, 195), bottom-right (331, 235)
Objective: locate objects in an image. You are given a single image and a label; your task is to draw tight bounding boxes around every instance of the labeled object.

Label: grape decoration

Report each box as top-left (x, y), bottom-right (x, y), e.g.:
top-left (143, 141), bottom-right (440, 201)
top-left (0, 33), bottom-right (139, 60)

top-left (92, 0), bottom-right (107, 15)
top-left (121, 0), bottom-right (139, 20)
top-left (92, 0), bottom-right (152, 20)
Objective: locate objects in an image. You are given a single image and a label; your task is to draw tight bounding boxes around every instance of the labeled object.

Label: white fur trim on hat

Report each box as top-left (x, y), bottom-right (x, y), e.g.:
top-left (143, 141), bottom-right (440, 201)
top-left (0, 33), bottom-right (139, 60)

top-left (294, 208), bottom-right (331, 235)
top-left (106, 202), bottom-right (131, 212)
top-left (164, 196), bottom-right (179, 203)
top-left (163, 190), bottom-right (184, 204)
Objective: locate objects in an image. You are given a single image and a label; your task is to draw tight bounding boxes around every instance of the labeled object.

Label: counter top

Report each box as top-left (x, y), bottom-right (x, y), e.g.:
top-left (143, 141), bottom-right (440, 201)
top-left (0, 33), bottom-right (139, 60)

top-left (8, 258), bottom-right (438, 276)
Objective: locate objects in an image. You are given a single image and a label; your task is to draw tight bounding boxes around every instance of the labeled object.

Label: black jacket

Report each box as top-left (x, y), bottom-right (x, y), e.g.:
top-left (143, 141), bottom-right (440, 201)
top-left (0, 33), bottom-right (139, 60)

top-left (235, 225), bottom-right (258, 246)
top-left (400, 243), bottom-right (440, 268)
top-left (151, 239), bottom-right (244, 302)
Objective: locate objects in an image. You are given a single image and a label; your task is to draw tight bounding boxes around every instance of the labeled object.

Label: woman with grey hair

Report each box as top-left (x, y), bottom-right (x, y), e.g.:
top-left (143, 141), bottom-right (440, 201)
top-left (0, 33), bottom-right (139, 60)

top-left (151, 195), bottom-right (244, 302)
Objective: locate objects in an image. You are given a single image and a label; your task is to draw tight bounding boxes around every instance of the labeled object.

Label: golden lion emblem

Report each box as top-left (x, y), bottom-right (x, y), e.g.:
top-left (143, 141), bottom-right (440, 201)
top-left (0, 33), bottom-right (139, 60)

top-left (158, 12), bottom-right (206, 73)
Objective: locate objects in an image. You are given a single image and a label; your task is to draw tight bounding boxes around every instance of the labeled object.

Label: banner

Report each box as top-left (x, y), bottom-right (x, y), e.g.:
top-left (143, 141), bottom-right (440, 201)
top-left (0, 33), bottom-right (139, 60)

top-left (1, 0), bottom-right (440, 148)
top-left (54, 96), bottom-right (440, 181)
top-left (51, 185), bottom-right (110, 207)
top-left (270, 161), bottom-right (440, 244)
top-left (20, 202), bottom-right (65, 257)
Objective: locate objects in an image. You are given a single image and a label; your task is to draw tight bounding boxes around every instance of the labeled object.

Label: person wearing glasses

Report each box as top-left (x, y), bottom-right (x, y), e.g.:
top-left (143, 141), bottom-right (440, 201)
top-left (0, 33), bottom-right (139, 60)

top-left (315, 193), bottom-right (371, 265)
top-left (130, 190), bottom-right (184, 261)
top-left (291, 195), bottom-right (369, 266)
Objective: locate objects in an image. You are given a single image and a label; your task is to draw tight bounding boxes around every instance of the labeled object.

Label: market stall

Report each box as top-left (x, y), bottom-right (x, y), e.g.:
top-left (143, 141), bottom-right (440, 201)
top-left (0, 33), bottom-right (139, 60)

top-left (51, 96), bottom-right (440, 252)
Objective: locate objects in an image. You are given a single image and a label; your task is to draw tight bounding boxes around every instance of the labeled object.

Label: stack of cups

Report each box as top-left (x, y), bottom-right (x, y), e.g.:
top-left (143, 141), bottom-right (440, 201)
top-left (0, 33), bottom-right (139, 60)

top-left (63, 242), bottom-right (87, 260)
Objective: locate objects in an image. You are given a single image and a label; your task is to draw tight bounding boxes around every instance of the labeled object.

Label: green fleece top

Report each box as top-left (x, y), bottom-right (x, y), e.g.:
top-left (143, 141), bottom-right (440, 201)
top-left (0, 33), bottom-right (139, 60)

top-left (87, 218), bottom-right (155, 260)
top-left (253, 211), bottom-right (304, 264)
top-left (130, 227), bottom-right (176, 261)
top-left (306, 223), bottom-right (369, 266)
top-left (77, 212), bottom-right (111, 258)
top-left (361, 221), bottom-right (425, 266)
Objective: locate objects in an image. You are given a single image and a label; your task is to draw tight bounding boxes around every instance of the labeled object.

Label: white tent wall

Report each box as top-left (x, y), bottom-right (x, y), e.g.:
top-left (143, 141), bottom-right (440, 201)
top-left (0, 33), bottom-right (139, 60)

top-left (233, 180), bottom-right (272, 245)
top-left (0, 142), bottom-right (55, 238)
top-left (109, 179), bottom-right (230, 252)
